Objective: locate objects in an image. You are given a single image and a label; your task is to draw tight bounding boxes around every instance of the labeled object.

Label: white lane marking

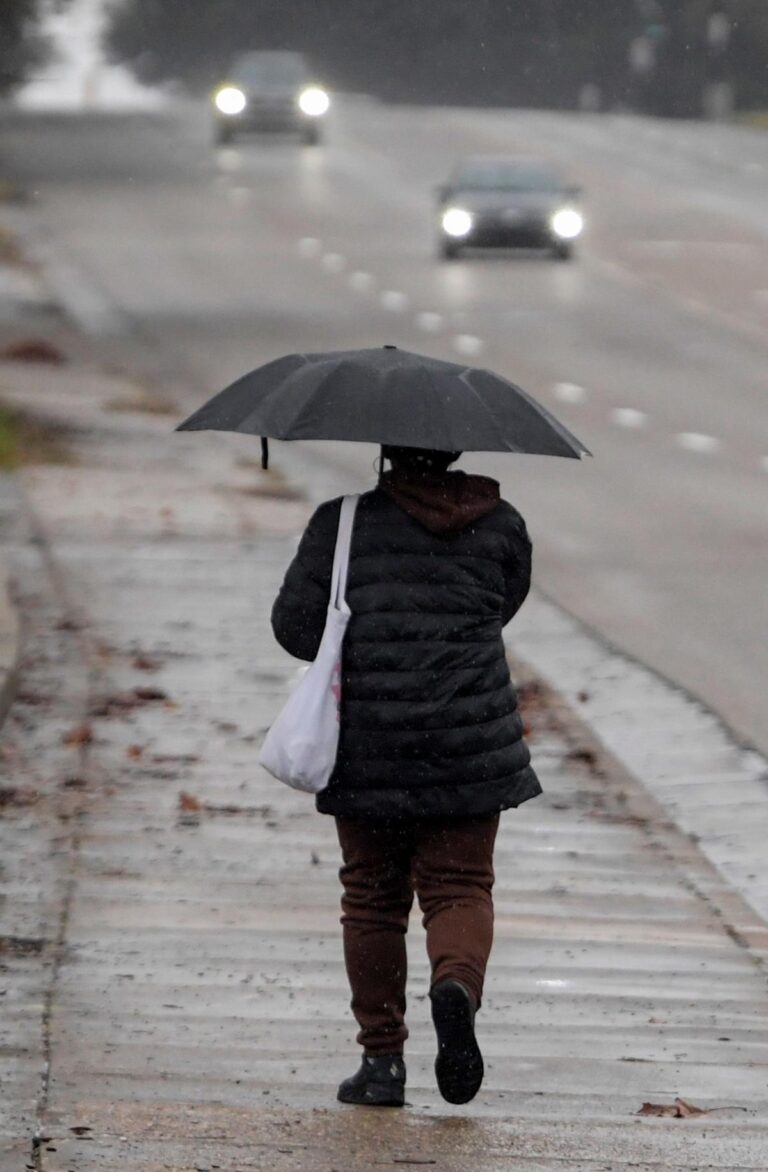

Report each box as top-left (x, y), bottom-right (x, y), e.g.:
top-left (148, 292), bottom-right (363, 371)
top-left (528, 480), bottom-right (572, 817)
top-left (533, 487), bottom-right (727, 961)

top-left (628, 240), bottom-right (682, 256)
top-left (216, 149), bottom-right (243, 172)
top-left (322, 252), bottom-right (346, 273)
top-left (676, 432), bottom-right (720, 454)
top-left (416, 311), bottom-right (444, 333)
top-left (611, 407), bottom-right (648, 429)
top-left (380, 290), bottom-right (410, 312)
top-left (553, 381), bottom-right (586, 404)
top-left (453, 334), bottom-right (484, 357)
top-left (297, 237), bottom-right (322, 258)
top-left (348, 270), bottom-right (373, 292)
top-left (228, 186), bottom-right (251, 207)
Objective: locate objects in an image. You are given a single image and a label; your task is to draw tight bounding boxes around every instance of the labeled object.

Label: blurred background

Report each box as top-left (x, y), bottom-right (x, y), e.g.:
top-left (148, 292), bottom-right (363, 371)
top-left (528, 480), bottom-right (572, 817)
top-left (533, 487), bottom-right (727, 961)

top-left (0, 0), bottom-right (767, 753)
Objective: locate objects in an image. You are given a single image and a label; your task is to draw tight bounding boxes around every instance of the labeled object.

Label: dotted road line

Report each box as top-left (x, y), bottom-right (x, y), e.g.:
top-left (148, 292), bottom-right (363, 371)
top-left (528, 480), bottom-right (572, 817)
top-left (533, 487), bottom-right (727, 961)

top-left (296, 238), bottom-right (768, 473)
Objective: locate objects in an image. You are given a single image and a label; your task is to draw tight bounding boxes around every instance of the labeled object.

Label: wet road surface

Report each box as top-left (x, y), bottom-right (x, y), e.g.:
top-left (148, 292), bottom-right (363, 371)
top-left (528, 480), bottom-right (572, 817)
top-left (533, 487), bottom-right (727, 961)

top-left (1, 101), bottom-right (766, 756)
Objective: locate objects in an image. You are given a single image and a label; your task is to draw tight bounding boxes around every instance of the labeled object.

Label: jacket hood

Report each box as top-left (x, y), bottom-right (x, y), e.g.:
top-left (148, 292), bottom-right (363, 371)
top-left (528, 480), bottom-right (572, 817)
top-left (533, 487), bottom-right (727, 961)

top-left (379, 469), bottom-right (500, 535)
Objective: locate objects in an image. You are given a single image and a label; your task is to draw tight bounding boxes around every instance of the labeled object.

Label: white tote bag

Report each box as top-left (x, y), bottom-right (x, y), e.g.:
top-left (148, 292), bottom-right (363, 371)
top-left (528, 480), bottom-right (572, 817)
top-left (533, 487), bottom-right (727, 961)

top-left (259, 494), bottom-right (360, 793)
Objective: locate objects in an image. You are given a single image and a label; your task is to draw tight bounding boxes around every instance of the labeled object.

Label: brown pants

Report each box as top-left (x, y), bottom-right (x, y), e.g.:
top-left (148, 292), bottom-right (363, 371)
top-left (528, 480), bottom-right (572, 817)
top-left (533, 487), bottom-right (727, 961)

top-left (335, 813), bottom-right (500, 1056)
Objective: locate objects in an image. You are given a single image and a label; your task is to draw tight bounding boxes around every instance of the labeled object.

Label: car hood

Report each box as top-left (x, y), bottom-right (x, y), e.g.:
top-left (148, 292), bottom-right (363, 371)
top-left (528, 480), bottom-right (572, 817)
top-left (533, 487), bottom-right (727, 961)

top-left (234, 81), bottom-right (305, 97)
top-left (448, 190), bottom-right (568, 214)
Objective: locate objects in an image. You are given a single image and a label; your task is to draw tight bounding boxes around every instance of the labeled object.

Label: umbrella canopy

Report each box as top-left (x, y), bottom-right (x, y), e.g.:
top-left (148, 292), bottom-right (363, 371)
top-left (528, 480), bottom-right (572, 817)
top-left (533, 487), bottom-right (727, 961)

top-left (177, 346), bottom-right (591, 461)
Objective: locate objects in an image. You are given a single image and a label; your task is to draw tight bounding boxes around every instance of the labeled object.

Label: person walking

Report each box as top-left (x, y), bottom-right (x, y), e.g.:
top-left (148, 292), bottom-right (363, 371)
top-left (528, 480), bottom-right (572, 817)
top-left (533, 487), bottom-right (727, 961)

top-left (270, 444), bottom-right (541, 1108)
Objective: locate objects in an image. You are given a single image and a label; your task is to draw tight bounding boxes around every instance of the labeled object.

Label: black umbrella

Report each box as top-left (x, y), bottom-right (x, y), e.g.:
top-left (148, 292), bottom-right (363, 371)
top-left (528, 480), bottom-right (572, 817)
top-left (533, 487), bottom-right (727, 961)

top-left (176, 346), bottom-right (591, 467)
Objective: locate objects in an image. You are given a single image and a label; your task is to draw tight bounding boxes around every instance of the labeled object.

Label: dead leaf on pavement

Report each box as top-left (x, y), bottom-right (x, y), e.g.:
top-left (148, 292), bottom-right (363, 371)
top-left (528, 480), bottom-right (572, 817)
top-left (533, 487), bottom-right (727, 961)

top-left (178, 791), bottom-right (202, 813)
top-left (204, 801), bottom-right (271, 816)
top-left (132, 653), bottom-right (162, 672)
top-left (2, 338), bottom-right (66, 365)
top-left (127, 745), bottom-right (144, 760)
top-left (63, 723), bottom-right (93, 747)
top-left (637, 1097), bottom-right (712, 1118)
top-left (91, 687), bottom-right (170, 716)
top-left (15, 688), bottom-right (52, 706)
top-left (133, 686), bottom-right (168, 702)
top-left (55, 617), bottom-right (83, 632)
top-left (0, 785), bottom-right (40, 807)
top-left (565, 746), bottom-right (599, 768)
top-left (152, 753), bottom-right (199, 765)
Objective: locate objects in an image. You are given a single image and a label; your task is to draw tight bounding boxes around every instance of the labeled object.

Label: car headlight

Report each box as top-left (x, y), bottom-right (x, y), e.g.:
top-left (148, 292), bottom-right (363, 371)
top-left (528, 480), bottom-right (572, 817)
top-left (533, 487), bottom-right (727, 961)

top-left (442, 207), bottom-right (473, 238)
top-left (298, 86), bottom-right (330, 116)
top-left (551, 208), bottom-right (584, 239)
top-left (214, 86), bottom-right (247, 115)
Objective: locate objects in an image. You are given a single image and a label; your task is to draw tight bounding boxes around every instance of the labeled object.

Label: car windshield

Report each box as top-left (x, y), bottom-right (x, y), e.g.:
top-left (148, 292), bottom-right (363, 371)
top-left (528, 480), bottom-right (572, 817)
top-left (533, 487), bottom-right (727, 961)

top-left (454, 162), bottom-right (564, 193)
top-left (230, 52), bottom-right (308, 86)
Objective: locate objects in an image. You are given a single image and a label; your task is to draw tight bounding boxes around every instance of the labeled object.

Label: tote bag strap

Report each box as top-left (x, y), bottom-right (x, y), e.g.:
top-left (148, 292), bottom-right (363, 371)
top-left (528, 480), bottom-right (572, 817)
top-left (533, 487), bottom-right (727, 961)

top-left (330, 495), bottom-right (359, 611)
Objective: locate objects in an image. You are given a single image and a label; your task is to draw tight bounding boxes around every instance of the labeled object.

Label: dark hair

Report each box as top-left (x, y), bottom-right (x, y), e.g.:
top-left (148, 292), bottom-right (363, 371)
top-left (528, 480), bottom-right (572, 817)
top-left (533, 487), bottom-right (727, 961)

top-left (381, 446), bottom-right (461, 474)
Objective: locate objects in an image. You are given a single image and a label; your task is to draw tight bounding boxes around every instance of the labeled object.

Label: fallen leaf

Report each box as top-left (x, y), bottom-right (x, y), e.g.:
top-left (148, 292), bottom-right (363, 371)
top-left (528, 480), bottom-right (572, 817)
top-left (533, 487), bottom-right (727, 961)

top-left (565, 746), bottom-right (598, 768)
top-left (2, 338), bottom-right (65, 365)
top-left (127, 745), bottom-right (144, 760)
top-left (132, 654), bottom-right (162, 673)
top-left (637, 1097), bottom-right (707, 1118)
top-left (202, 801), bottom-right (271, 817)
top-left (15, 689), bottom-right (51, 706)
top-left (178, 791), bottom-right (202, 813)
top-left (63, 723), bottom-right (93, 747)
top-left (55, 617), bottom-right (83, 632)
top-left (91, 687), bottom-right (169, 716)
top-left (133, 686), bottom-right (168, 702)
top-left (0, 785), bottom-right (40, 807)
top-left (152, 753), bottom-right (199, 765)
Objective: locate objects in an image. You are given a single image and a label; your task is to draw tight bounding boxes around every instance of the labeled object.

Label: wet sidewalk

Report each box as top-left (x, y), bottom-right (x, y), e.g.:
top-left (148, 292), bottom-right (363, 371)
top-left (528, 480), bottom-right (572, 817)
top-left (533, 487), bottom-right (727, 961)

top-left (1, 360), bottom-right (768, 1171)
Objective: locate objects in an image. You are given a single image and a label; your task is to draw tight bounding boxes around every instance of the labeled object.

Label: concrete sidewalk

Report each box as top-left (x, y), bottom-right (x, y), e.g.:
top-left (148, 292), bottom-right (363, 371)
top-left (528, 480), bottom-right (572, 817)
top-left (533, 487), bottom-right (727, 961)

top-left (1, 357), bottom-right (767, 1172)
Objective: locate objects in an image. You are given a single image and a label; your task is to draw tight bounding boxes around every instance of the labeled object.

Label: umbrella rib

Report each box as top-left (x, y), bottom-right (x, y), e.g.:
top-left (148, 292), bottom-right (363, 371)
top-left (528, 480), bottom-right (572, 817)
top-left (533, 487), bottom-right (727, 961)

top-left (238, 354), bottom-right (324, 438)
top-left (452, 368), bottom-right (522, 453)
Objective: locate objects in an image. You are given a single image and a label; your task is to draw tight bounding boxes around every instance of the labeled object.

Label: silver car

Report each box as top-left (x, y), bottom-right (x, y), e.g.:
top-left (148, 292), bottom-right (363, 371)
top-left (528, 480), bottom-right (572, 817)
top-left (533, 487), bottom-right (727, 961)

top-left (212, 51), bottom-right (330, 146)
top-left (436, 157), bottom-right (584, 261)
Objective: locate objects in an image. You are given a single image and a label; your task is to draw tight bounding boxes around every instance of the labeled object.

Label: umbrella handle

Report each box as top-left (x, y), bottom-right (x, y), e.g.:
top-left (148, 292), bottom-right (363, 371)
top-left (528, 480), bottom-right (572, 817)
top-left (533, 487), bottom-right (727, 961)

top-left (261, 437), bottom-right (269, 470)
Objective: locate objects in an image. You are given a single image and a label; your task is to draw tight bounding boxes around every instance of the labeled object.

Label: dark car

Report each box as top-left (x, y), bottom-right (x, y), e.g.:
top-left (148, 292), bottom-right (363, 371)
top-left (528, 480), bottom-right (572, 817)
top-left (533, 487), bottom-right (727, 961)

top-left (436, 156), bottom-right (584, 260)
top-left (212, 51), bottom-right (330, 146)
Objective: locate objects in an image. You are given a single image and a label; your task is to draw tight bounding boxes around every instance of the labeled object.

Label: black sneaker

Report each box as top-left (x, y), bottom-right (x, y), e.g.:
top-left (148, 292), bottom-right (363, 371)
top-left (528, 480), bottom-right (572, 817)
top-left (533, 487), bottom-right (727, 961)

top-left (430, 979), bottom-right (484, 1104)
top-left (337, 1054), bottom-right (406, 1107)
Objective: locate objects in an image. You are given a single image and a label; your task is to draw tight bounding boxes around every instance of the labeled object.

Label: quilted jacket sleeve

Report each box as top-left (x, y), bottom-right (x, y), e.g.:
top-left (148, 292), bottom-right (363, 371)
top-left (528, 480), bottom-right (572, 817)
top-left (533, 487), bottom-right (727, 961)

top-left (270, 498), bottom-right (341, 661)
top-left (500, 506), bottom-right (532, 626)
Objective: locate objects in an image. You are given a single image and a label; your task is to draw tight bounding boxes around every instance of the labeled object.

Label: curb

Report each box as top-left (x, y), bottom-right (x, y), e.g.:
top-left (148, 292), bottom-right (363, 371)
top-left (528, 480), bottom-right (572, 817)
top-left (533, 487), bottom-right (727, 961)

top-left (0, 556), bottom-right (21, 727)
top-left (510, 592), bottom-right (768, 930)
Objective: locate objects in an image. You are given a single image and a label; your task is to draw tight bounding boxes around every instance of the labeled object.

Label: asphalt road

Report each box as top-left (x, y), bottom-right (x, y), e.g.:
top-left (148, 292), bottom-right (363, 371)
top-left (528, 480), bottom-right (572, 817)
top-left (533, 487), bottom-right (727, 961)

top-left (1, 99), bottom-right (767, 753)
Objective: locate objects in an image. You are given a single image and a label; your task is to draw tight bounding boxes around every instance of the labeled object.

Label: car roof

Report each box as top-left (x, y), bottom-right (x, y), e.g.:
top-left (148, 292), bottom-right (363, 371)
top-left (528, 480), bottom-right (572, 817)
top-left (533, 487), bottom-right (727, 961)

top-left (454, 155), bottom-right (562, 172)
top-left (232, 50), bottom-right (307, 67)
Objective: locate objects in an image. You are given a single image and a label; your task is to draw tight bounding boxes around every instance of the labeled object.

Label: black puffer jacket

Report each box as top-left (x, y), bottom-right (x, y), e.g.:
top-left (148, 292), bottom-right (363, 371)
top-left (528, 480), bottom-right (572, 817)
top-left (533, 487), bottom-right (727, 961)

top-left (271, 472), bottom-right (541, 820)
